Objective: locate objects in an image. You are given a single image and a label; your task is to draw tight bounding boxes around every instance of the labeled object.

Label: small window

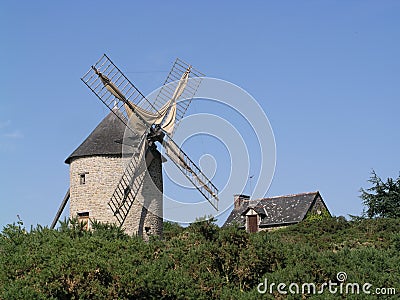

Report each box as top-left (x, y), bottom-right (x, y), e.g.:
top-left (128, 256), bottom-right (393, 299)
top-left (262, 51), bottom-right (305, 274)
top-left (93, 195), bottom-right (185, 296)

top-left (79, 173), bottom-right (86, 185)
top-left (77, 211), bottom-right (89, 217)
top-left (77, 211), bottom-right (90, 230)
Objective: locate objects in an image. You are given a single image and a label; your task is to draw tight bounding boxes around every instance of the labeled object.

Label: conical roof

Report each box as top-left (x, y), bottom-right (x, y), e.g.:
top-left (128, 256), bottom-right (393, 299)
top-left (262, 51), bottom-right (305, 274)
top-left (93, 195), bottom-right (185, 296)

top-left (65, 108), bottom-right (126, 164)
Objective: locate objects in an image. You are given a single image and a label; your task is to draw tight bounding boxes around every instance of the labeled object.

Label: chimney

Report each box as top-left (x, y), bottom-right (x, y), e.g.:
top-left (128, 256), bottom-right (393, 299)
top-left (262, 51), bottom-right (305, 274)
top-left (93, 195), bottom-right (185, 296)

top-left (234, 194), bottom-right (250, 209)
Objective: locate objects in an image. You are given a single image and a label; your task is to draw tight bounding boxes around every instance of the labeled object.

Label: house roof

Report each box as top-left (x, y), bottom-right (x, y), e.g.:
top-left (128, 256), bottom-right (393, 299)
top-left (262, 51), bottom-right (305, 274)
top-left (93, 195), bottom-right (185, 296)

top-left (223, 191), bottom-right (322, 228)
top-left (223, 198), bottom-right (259, 227)
top-left (65, 108), bottom-right (126, 164)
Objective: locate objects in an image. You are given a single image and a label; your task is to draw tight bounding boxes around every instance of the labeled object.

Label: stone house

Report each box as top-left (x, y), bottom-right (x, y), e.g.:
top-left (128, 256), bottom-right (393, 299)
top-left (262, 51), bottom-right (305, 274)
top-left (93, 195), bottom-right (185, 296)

top-left (65, 107), bottom-right (163, 238)
top-left (223, 191), bottom-right (330, 233)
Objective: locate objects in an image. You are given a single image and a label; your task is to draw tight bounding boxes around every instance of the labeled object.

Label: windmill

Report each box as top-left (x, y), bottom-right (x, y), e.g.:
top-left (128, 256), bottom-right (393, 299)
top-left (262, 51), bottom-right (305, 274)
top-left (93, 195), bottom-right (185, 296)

top-left (51, 54), bottom-right (218, 237)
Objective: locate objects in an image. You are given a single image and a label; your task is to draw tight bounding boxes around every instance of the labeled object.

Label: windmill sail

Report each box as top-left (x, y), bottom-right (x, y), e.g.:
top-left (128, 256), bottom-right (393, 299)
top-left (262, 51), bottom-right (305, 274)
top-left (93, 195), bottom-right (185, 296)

top-left (123, 98), bottom-right (172, 138)
top-left (123, 66), bottom-right (191, 136)
top-left (94, 67), bottom-right (127, 103)
top-left (161, 101), bottom-right (176, 135)
top-left (158, 67), bottom-right (189, 134)
top-left (107, 135), bottom-right (148, 226)
top-left (151, 58), bottom-right (204, 138)
top-left (81, 54), bottom-right (161, 135)
top-left (163, 135), bottom-right (219, 210)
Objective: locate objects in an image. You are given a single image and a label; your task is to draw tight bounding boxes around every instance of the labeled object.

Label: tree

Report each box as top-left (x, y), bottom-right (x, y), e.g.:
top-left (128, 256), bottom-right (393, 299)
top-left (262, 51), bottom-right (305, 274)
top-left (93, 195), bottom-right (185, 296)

top-left (360, 170), bottom-right (400, 218)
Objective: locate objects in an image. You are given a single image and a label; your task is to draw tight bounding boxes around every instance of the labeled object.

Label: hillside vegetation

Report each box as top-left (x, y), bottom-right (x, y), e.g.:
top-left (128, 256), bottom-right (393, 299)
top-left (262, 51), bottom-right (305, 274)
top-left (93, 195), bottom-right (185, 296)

top-left (0, 217), bottom-right (399, 299)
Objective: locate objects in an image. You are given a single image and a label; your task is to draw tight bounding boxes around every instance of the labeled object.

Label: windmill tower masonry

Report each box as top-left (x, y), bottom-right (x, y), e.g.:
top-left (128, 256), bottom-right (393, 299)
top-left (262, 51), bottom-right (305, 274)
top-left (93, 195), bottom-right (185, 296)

top-left (51, 54), bottom-right (219, 239)
top-left (64, 107), bottom-right (163, 239)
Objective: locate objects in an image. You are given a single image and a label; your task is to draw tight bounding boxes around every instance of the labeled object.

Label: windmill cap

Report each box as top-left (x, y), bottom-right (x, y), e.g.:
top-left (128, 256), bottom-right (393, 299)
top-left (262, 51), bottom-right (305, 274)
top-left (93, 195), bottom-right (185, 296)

top-left (65, 109), bottom-right (126, 164)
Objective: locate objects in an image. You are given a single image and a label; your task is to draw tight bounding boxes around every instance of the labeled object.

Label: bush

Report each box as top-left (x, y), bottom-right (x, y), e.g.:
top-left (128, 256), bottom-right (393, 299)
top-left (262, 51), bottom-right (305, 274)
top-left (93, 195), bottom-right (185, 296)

top-left (0, 217), bottom-right (399, 299)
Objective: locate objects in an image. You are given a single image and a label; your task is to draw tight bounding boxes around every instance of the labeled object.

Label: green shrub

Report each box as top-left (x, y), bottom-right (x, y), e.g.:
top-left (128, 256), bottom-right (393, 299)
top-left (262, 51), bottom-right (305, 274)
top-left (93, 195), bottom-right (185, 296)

top-left (0, 217), bottom-right (399, 299)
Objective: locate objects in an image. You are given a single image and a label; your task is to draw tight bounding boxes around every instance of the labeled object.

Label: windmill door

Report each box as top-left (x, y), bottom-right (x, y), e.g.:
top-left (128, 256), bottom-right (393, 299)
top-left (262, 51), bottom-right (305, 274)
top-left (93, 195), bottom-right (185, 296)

top-left (247, 215), bottom-right (258, 233)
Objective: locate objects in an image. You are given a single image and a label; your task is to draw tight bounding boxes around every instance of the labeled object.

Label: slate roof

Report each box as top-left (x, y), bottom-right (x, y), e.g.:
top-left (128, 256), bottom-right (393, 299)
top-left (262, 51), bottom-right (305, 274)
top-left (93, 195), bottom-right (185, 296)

top-left (65, 108), bottom-right (126, 164)
top-left (224, 191), bottom-right (322, 228)
top-left (223, 199), bottom-right (259, 227)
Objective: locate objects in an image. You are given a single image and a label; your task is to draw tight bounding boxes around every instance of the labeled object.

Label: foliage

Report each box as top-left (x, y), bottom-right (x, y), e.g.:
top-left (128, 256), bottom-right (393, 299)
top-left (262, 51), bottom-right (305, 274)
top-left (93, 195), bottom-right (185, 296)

top-left (360, 170), bottom-right (400, 218)
top-left (305, 209), bottom-right (331, 222)
top-left (0, 217), bottom-right (399, 299)
top-left (163, 221), bottom-right (184, 241)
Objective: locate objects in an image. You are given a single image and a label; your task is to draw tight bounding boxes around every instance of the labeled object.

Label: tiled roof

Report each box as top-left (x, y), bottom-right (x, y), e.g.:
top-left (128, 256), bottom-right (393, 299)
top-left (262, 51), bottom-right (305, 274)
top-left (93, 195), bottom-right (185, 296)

top-left (224, 191), bottom-right (321, 228)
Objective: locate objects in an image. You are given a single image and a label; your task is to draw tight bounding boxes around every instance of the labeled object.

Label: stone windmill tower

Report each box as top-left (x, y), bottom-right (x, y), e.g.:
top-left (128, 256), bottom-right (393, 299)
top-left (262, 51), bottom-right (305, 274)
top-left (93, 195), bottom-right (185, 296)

top-left (51, 55), bottom-right (219, 239)
top-left (62, 107), bottom-right (163, 238)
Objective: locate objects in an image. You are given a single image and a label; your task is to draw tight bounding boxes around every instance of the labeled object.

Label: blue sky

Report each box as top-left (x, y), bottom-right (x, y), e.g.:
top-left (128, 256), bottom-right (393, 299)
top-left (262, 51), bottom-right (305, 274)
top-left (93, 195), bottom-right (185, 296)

top-left (1, 1), bottom-right (399, 228)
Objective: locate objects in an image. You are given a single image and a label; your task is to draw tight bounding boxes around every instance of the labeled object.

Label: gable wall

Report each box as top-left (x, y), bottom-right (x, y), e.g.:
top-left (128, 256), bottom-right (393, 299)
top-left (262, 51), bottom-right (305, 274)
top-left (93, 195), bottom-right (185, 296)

top-left (309, 194), bottom-right (329, 216)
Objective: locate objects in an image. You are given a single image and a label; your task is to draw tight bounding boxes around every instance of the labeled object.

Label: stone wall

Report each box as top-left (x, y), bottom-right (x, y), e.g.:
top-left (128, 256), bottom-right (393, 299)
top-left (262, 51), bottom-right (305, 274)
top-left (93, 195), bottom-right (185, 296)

top-left (69, 155), bottom-right (123, 227)
top-left (69, 152), bottom-right (163, 239)
top-left (309, 194), bottom-right (329, 215)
